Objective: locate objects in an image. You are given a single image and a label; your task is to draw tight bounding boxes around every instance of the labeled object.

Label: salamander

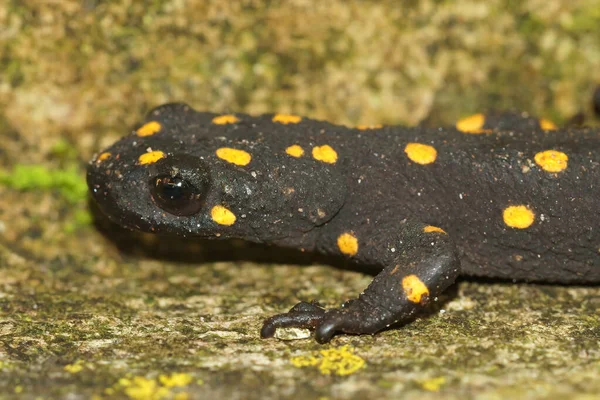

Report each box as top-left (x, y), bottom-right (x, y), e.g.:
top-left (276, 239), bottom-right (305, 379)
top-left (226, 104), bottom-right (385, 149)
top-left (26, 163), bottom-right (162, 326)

top-left (87, 103), bottom-right (600, 343)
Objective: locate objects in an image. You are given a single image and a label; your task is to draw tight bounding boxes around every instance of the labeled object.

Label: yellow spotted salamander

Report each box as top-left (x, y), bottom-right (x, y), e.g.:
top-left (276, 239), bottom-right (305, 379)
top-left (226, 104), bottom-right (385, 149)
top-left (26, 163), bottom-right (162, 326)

top-left (88, 103), bottom-right (600, 343)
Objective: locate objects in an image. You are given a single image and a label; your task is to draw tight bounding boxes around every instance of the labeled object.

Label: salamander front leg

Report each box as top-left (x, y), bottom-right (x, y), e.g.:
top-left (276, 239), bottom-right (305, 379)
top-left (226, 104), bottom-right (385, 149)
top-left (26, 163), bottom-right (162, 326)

top-left (261, 222), bottom-right (460, 343)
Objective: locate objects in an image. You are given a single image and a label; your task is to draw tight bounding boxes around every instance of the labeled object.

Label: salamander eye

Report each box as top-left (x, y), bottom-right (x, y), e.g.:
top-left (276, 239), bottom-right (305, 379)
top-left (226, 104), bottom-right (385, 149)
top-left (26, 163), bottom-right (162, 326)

top-left (150, 175), bottom-right (204, 216)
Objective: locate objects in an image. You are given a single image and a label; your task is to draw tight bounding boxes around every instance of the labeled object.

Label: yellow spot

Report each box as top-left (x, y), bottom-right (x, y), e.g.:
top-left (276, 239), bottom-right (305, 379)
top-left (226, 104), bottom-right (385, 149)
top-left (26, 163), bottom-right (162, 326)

top-left (14, 386), bottom-right (23, 394)
top-left (503, 205), bottom-right (535, 229)
top-left (64, 362), bottom-right (84, 374)
top-left (402, 274), bottom-right (430, 304)
top-left (290, 345), bottom-right (365, 376)
top-left (404, 143), bottom-right (437, 165)
top-left (216, 147), bottom-right (251, 166)
top-left (96, 152), bottom-right (111, 163)
top-left (285, 144), bottom-right (305, 158)
top-left (136, 121), bottom-right (162, 137)
top-left (539, 118), bottom-right (557, 130)
top-left (423, 225), bottom-right (446, 234)
top-left (456, 113), bottom-right (490, 134)
top-left (138, 150), bottom-right (166, 165)
top-left (273, 114), bottom-right (302, 124)
top-left (119, 376), bottom-right (170, 400)
top-left (211, 205), bottom-right (236, 226)
top-left (337, 232), bottom-right (358, 256)
top-left (312, 145), bottom-right (338, 164)
top-left (534, 150), bottom-right (568, 173)
top-left (421, 377), bottom-right (446, 392)
top-left (356, 124), bottom-right (383, 130)
top-left (212, 114), bottom-right (239, 125)
top-left (159, 373), bottom-right (193, 388)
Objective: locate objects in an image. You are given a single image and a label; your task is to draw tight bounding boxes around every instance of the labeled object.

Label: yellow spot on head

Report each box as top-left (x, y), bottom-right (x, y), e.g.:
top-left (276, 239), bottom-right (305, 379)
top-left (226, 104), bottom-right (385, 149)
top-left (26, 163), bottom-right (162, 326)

top-left (402, 274), bottom-right (430, 304)
top-left (136, 121), bottom-right (162, 137)
top-left (423, 225), bottom-right (446, 234)
top-left (285, 144), bottom-right (305, 158)
top-left (216, 147), bottom-right (252, 166)
top-left (312, 145), bottom-right (338, 164)
top-left (356, 124), bottom-right (383, 130)
top-left (503, 205), bottom-right (535, 229)
top-left (404, 143), bottom-right (437, 165)
top-left (96, 152), bottom-right (111, 163)
top-left (290, 345), bottom-right (365, 376)
top-left (273, 114), bottom-right (302, 124)
top-left (539, 118), bottom-right (557, 130)
top-left (212, 114), bottom-right (239, 125)
top-left (456, 113), bottom-right (490, 134)
top-left (211, 205), bottom-right (236, 226)
top-left (534, 150), bottom-right (568, 173)
top-left (337, 232), bottom-right (358, 256)
top-left (138, 150), bottom-right (166, 165)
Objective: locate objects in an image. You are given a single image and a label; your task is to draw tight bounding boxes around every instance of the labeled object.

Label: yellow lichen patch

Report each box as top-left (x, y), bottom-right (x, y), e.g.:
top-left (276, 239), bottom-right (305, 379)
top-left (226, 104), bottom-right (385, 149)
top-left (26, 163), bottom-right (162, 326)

top-left (64, 361), bottom-right (85, 374)
top-left (421, 376), bottom-right (447, 392)
top-left (272, 113), bottom-right (302, 124)
top-left (312, 145), bottom-right (338, 164)
top-left (212, 114), bottom-right (239, 125)
top-left (402, 274), bottom-right (430, 304)
top-left (136, 121), bottom-right (162, 137)
top-left (211, 205), bottom-right (236, 226)
top-left (404, 143), bottom-right (437, 165)
top-left (285, 144), bottom-right (305, 158)
top-left (423, 225), bottom-right (446, 234)
top-left (456, 113), bottom-right (490, 134)
top-left (534, 150), bottom-right (568, 173)
top-left (96, 152), bottom-right (111, 163)
top-left (290, 345), bottom-right (365, 376)
top-left (539, 118), bottom-right (557, 130)
top-left (159, 373), bottom-right (193, 388)
top-left (215, 147), bottom-right (251, 166)
top-left (356, 124), bottom-right (383, 130)
top-left (110, 373), bottom-right (194, 400)
top-left (337, 232), bottom-right (358, 256)
top-left (138, 150), bottom-right (166, 165)
top-left (503, 205), bottom-right (535, 229)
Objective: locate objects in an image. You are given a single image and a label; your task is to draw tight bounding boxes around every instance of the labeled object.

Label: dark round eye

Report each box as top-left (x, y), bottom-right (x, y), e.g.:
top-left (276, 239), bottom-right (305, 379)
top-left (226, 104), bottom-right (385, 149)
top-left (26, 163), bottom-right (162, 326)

top-left (150, 175), bottom-right (204, 216)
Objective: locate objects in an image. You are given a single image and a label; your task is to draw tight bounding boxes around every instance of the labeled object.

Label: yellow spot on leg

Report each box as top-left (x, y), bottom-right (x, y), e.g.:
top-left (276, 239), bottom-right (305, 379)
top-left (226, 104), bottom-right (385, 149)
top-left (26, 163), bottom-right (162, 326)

top-left (534, 150), bottom-right (568, 173)
top-left (96, 152), bottom-right (111, 163)
top-left (423, 225), bottom-right (446, 234)
top-left (539, 118), bottom-right (557, 130)
top-left (211, 205), bottom-right (236, 226)
top-left (312, 145), bottom-right (338, 164)
top-left (138, 150), bottom-right (166, 165)
top-left (273, 114), bottom-right (302, 124)
top-left (404, 143), bottom-right (437, 165)
top-left (136, 121), bottom-right (162, 137)
top-left (456, 113), bottom-right (490, 134)
top-left (503, 205), bottom-right (535, 229)
top-left (212, 114), bottom-right (239, 125)
top-left (402, 274), bottom-right (430, 304)
top-left (285, 144), bottom-right (305, 158)
top-left (337, 232), bottom-right (358, 256)
top-left (216, 148), bottom-right (252, 166)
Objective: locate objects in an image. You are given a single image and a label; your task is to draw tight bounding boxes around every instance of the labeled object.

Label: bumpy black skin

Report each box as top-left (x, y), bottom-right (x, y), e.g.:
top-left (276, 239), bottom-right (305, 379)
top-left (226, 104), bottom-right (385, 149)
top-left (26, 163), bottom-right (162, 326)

top-left (88, 103), bottom-right (600, 343)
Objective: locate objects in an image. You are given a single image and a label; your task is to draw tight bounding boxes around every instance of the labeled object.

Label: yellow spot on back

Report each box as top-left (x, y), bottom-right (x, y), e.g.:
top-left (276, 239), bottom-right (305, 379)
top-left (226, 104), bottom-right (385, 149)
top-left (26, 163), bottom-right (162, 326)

top-left (138, 150), bottom-right (166, 165)
top-left (96, 152), bottom-right (111, 163)
top-left (356, 124), bottom-right (383, 130)
top-left (312, 145), bottom-right (338, 164)
top-left (211, 205), bottom-right (236, 226)
top-left (456, 113), bottom-right (490, 134)
top-left (285, 144), bottom-right (305, 158)
top-left (216, 147), bottom-right (251, 166)
top-left (539, 118), bottom-right (557, 130)
top-left (503, 205), bottom-right (535, 229)
top-left (423, 225), bottom-right (446, 234)
top-left (402, 274), bottom-right (429, 304)
top-left (534, 150), bottom-right (568, 173)
top-left (290, 345), bottom-right (365, 376)
top-left (273, 114), bottom-right (302, 124)
top-left (136, 121), bottom-right (162, 137)
top-left (212, 114), bottom-right (239, 125)
top-left (404, 143), bottom-right (437, 165)
top-left (337, 232), bottom-right (358, 256)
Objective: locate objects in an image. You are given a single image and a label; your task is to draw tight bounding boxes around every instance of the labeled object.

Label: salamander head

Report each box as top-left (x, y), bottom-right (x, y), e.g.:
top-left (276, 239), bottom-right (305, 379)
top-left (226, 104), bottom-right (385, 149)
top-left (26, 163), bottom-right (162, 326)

top-left (87, 103), bottom-right (345, 241)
